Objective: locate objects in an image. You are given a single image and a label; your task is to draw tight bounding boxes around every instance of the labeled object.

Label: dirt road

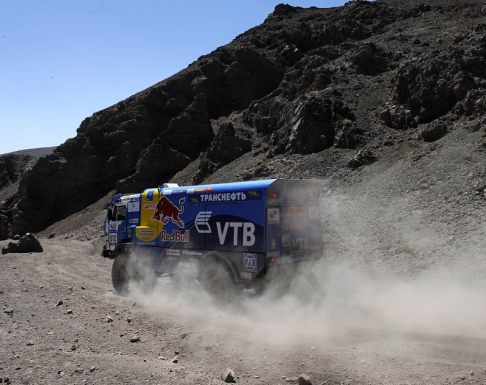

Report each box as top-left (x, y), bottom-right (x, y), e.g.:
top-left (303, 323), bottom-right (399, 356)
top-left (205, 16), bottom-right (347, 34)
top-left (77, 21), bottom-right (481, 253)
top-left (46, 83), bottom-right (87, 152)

top-left (2, 237), bottom-right (486, 385)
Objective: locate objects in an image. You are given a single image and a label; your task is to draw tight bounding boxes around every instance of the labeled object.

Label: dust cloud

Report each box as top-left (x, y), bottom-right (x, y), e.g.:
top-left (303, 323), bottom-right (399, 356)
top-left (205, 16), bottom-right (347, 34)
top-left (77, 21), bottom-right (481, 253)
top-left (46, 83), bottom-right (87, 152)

top-left (127, 188), bottom-right (486, 351)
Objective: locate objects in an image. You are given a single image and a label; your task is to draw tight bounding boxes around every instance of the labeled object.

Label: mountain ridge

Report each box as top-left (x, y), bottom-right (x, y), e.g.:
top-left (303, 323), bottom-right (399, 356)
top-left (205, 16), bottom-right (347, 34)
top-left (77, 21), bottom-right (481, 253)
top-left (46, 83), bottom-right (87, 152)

top-left (0, 0), bottom-right (485, 239)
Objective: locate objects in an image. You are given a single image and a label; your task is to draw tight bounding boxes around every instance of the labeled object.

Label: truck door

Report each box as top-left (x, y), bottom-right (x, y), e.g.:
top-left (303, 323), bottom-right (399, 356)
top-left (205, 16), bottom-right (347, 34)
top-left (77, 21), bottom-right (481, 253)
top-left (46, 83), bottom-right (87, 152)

top-left (114, 203), bottom-right (128, 243)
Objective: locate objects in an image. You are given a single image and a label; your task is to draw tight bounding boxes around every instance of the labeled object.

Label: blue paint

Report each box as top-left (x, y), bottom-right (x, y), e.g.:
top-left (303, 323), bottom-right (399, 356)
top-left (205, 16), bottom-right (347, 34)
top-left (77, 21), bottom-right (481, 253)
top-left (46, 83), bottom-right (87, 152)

top-left (105, 179), bottom-right (322, 281)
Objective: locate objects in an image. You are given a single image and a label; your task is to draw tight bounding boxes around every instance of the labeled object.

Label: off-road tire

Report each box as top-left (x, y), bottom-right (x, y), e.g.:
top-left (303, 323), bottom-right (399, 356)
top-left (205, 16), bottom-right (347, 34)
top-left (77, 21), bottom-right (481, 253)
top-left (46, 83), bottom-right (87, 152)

top-left (111, 249), bottom-right (157, 294)
top-left (111, 251), bottom-right (129, 294)
top-left (199, 260), bottom-right (236, 302)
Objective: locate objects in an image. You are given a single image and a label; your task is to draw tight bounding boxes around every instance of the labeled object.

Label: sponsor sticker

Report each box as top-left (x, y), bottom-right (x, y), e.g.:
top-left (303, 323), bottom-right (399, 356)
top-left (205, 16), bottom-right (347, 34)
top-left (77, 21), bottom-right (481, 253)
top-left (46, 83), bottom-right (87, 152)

top-left (160, 230), bottom-right (190, 243)
top-left (152, 196), bottom-right (186, 228)
top-left (282, 234), bottom-right (290, 248)
top-left (243, 253), bottom-right (257, 272)
top-left (216, 222), bottom-right (256, 246)
top-left (267, 207), bottom-right (280, 224)
top-left (190, 190), bottom-right (260, 204)
top-left (108, 233), bottom-right (117, 245)
top-left (166, 249), bottom-right (181, 256)
top-left (195, 211), bottom-right (212, 234)
top-left (240, 272), bottom-right (252, 280)
top-left (138, 230), bottom-right (154, 236)
top-left (182, 250), bottom-right (203, 257)
top-left (128, 201), bottom-right (140, 212)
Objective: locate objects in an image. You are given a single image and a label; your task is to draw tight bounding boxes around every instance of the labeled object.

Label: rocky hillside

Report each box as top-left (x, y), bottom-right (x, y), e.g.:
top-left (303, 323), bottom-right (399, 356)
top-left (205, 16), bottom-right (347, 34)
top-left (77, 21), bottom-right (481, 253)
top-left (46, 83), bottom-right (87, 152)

top-left (1, 0), bottom-right (485, 239)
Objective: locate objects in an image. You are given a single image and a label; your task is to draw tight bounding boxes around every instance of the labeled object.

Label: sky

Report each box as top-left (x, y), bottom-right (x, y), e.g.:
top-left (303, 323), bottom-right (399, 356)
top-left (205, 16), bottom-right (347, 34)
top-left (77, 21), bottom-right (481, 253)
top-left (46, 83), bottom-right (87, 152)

top-left (0, 0), bottom-right (346, 154)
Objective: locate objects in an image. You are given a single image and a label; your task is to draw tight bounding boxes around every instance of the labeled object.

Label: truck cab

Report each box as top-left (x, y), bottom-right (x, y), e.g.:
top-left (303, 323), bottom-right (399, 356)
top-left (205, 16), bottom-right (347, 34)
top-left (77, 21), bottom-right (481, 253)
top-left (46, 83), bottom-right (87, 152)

top-left (102, 193), bottom-right (140, 258)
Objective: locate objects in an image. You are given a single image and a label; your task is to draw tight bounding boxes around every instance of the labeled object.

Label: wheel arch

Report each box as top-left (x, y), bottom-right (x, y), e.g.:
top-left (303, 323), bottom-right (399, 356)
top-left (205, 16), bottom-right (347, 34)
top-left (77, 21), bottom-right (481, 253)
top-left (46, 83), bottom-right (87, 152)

top-left (112, 243), bottom-right (134, 258)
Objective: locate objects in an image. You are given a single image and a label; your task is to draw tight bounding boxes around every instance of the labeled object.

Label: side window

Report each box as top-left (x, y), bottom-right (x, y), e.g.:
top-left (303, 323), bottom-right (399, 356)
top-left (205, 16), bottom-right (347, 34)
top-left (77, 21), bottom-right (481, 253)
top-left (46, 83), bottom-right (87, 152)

top-left (116, 205), bottom-right (126, 221)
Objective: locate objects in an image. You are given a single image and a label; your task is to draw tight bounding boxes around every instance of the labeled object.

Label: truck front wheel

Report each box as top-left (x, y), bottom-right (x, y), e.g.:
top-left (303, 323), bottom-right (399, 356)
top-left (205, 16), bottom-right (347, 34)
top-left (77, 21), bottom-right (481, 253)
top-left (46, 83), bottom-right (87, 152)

top-left (111, 249), bottom-right (156, 294)
top-left (111, 252), bottom-right (130, 294)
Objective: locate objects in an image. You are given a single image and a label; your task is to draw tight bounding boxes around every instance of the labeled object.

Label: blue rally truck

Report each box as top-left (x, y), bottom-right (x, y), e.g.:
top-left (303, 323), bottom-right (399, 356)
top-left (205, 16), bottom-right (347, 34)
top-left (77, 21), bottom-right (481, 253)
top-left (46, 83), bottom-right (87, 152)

top-left (104, 179), bottom-right (322, 296)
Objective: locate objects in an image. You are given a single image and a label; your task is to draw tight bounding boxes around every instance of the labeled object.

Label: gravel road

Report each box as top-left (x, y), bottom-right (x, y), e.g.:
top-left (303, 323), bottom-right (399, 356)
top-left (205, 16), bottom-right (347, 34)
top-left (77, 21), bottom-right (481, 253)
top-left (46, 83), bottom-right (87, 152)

top-left (2, 235), bottom-right (486, 385)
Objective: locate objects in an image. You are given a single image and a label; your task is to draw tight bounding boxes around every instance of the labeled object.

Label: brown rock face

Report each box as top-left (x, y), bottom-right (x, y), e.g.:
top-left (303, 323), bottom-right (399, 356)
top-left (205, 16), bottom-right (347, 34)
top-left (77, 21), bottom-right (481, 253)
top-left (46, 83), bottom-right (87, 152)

top-left (2, 0), bottom-right (486, 237)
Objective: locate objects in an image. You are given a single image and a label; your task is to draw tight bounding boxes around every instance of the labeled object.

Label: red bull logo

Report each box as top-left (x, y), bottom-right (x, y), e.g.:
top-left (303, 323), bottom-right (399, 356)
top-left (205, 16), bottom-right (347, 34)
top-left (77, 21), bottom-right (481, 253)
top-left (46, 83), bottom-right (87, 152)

top-left (160, 230), bottom-right (190, 243)
top-left (152, 196), bottom-right (185, 228)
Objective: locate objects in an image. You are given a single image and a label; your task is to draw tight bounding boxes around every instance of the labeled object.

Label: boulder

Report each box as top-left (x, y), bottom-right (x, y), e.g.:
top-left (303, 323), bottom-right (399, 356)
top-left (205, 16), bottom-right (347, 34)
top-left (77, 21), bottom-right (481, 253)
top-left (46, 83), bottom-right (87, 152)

top-left (298, 374), bottom-right (312, 385)
top-left (347, 149), bottom-right (377, 169)
top-left (129, 335), bottom-right (141, 343)
top-left (419, 122), bottom-right (448, 142)
top-left (222, 368), bottom-right (236, 383)
top-left (2, 233), bottom-right (43, 254)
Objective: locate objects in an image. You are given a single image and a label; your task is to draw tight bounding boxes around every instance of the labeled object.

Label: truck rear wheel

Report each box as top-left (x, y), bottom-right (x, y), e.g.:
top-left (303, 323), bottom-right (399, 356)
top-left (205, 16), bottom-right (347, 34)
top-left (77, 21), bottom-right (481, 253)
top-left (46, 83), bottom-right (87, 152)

top-left (199, 260), bottom-right (236, 302)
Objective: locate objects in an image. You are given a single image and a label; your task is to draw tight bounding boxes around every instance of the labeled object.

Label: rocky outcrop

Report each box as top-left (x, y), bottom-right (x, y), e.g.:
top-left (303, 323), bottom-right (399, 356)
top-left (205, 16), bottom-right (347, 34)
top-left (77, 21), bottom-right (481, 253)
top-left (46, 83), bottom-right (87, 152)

top-left (2, 1), bottom-right (486, 237)
top-left (390, 54), bottom-right (475, 123)
top-left (243, 88), bottom-right (355, 155)
top-left (381, 24), bottom-right (486, 129)
top-left (195, 122), bottom-right (251, 183)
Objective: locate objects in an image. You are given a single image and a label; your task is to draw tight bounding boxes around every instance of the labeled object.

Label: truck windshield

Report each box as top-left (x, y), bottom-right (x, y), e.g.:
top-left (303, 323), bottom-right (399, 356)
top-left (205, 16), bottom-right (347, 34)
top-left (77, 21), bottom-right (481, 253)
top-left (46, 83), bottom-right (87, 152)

top-left (107, 206), bottom-right (116, 221)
